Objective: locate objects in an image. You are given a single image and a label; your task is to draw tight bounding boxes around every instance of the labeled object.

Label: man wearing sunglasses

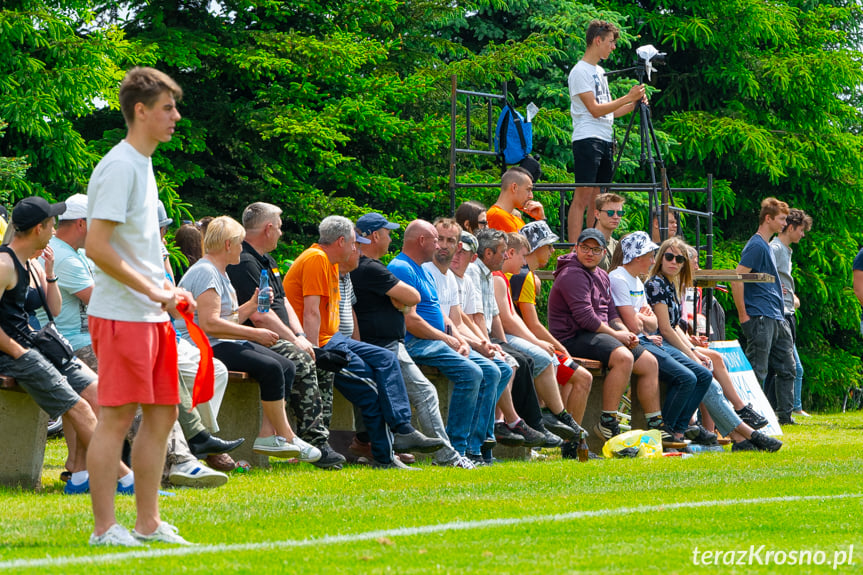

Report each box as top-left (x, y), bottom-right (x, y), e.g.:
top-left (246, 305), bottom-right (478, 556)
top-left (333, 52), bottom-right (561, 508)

top-left (593, 192), bottom-right (626, 271)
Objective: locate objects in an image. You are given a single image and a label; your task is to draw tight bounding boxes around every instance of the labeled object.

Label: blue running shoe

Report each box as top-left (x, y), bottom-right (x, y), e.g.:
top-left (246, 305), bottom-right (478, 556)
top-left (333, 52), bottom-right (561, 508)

top-left (64, 478), bottom-right (90, 495)
top-left (117, 482), bottom-right (176, 497)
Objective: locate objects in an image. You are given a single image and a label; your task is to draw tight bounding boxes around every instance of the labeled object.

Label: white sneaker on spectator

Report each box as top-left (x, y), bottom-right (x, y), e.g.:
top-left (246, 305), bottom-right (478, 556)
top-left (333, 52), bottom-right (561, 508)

top-left (132, 522), bottom-right (192, 545)
top-left (432, 456), bottom-right (476, 469)
top-left (290, 436), bottom-right (322, 462)
top-left (89, 524), bottom-right (142, 547)
top-left (169, 461), bottom-right (228, 488)
top-left (253, 435), bottom-right (301, 458)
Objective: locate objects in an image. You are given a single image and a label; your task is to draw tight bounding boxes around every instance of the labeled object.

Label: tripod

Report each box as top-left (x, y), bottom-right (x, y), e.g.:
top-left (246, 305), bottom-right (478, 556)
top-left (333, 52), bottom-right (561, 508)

top-left (606, 63), bottom-right (673, 239)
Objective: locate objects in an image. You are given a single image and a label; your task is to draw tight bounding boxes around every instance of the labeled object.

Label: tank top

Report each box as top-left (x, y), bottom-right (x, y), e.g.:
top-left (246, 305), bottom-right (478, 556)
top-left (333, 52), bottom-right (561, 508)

top-left (0, 246), bottom-right (34, 346)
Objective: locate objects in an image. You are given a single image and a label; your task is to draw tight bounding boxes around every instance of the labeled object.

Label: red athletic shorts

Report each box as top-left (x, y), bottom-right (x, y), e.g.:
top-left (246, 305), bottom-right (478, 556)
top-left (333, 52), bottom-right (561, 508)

top-left (90, 317), bottom-right (179, 406)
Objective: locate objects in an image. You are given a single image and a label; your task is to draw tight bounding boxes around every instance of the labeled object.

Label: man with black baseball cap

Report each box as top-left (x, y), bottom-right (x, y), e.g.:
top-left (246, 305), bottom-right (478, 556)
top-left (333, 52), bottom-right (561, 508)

top-left (0, 196), bottom-right (134, 495)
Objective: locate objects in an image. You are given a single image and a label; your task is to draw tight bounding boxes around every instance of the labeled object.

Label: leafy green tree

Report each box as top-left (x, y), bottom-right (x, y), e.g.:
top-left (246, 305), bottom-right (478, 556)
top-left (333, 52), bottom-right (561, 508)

top-left (0, 1), bottom-right (140, 201)
top-left (602, 0), bottom-right (863, 408)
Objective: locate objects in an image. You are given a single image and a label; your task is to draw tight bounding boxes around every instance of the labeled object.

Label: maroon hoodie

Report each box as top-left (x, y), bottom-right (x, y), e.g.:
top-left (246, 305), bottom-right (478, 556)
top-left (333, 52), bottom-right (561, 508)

top-left (548, 251), bottom-right (619, 342)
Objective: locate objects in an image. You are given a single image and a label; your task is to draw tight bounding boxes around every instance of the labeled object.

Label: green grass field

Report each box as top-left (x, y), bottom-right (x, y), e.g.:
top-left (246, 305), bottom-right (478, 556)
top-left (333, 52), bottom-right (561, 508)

top-left (1, 412), bottom-right (862, 574)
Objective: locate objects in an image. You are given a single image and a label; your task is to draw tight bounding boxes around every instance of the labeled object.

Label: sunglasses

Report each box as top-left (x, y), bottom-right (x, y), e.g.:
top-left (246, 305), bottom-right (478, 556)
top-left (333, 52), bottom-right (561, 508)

top-left (603, 210), bottom-right (625, 217)
top-left (477, 220), bottom-right (488, 228)
top-left (663, 253), bottom-right (686, 264)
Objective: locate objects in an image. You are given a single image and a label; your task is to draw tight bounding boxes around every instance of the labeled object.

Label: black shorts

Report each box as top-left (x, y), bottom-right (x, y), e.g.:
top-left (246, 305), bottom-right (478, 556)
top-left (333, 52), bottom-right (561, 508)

top-left (572, 138), bottom-right (614, 186)
top-left (561, 331), bottom-right (645, 367)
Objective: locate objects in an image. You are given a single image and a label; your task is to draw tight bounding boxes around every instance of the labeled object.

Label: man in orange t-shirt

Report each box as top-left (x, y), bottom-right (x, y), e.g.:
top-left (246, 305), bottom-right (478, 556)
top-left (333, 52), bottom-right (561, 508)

top-left (283, 215), bottom-right (443, 468)
top-left (486, 166), bottom-right (546, 233)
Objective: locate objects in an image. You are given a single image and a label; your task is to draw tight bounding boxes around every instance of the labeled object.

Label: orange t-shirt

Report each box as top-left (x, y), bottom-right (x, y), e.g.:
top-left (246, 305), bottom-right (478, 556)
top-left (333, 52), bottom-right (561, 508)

top-left (486, 204), bottom-right (525, 232)
top-left (282, 244), bottom-right (340, 346)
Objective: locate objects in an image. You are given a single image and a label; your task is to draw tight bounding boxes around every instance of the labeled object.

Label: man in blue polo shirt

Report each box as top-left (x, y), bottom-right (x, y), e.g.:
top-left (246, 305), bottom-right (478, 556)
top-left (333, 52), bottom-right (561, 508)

top-left (388, 219), bottom-right (511, 462)
top-left (731, 197), bottom-right (797, 425)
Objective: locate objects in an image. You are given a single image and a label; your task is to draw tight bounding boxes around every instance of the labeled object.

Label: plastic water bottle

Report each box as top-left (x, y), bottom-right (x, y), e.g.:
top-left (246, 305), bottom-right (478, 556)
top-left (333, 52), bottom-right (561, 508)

top-left (688, 444), bottom-right (724, 455)
top-left (257, 269), bottom-right (271, 313)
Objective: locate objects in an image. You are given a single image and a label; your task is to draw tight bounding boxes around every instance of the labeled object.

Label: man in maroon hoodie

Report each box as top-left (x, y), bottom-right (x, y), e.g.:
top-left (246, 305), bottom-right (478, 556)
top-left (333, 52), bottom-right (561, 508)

top-left (548, 229), bottom-right (663, 440)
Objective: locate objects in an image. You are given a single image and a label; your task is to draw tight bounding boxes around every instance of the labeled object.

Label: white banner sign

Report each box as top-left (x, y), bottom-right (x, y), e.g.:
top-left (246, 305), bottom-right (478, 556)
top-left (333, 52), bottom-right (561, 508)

top-left (709, 340), bottom-right (783, 436)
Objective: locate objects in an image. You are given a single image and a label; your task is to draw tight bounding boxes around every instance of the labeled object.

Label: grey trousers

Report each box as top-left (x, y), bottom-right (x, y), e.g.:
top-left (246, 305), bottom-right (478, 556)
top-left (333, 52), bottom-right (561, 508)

top-left (740, 316), bottom-right (796, 418)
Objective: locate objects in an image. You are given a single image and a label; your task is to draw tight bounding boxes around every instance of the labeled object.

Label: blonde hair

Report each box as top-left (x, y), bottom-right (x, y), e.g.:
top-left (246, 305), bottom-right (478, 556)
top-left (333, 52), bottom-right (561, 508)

top-left (505, 231), bottom-right (530, 252)
top-left (204, 216), bottom-right (245, 254)
top-left (648, 236), bottom-right (693, 299)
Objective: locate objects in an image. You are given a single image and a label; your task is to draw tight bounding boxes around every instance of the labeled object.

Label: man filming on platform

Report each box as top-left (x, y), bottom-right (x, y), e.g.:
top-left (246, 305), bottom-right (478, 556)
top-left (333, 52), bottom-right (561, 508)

top-left (567, 20), bottom-right (645, 243)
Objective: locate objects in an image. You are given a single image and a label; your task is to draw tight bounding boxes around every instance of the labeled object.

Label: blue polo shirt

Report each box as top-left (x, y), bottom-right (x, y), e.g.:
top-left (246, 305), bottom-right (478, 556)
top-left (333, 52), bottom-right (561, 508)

top-left (740, 233), bottom-right (784, 321)
top-left (387, 253), bottom-right (446, 342)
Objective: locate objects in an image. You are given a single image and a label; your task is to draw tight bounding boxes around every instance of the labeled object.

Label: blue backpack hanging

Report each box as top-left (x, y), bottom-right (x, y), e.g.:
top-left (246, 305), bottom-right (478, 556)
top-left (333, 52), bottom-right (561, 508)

top-left (495, 102), bottom-right (533, 165)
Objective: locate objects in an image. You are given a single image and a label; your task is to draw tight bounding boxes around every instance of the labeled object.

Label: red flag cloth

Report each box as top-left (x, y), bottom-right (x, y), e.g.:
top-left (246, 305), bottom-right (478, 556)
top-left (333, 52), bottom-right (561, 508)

top-left (175, 300), bottom-right (215, 409)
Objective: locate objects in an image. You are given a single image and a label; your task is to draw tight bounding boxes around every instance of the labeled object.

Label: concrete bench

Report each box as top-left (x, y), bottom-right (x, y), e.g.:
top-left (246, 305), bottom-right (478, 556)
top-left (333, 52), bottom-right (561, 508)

top-left (218, 356), bottom-right (608, 466)
top-left (0, 375), bottom-right (49, 490)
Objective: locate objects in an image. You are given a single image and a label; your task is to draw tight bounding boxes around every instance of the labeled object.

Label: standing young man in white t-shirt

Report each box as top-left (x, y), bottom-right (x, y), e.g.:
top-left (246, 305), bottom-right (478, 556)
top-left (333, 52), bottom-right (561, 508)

top-left (86, 67), bottom-right (196, 547)
top-left (567, 20), bottom-right (645, 244)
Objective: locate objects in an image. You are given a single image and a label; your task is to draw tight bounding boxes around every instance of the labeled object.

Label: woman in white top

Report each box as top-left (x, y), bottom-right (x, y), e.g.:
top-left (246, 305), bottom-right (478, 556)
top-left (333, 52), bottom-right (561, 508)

top-left (178, 216), bottom-right (320, 463)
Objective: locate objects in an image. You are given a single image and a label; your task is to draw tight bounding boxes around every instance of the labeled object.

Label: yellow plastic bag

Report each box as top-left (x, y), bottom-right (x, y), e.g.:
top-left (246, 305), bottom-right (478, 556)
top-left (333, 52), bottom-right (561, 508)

top-left (601, 429), bottom-right (663, 459)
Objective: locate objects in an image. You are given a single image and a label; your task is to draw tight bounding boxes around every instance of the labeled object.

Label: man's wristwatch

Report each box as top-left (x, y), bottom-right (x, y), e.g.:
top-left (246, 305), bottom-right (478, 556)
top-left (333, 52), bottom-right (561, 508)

top-left (295, 332), bottom-right (306, 338)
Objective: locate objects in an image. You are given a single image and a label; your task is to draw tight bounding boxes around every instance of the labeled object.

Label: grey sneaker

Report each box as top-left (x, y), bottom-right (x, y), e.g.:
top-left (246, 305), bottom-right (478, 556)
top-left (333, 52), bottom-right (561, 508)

top-left (132, 522), bottom-right (192, 545)
top-left (311, 445), bottom-right (346, 470)
top-left (89, 524), bottom-right (142, 547)
top-left (392, 429), bottom-right (445, 453)
top-left (168, 461), bottom-right (228, 488)
top-left (253, 435), bottom-right (301, 458)
top-left (290, 436), bottom-right (322, 462)
top-left (508, 419), bottom-right (545, 447)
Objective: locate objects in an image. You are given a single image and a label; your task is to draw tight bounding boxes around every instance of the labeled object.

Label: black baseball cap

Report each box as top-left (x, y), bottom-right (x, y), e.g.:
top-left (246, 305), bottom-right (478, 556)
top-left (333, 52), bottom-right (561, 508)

top-left (577, 228), bottom-right (607, 249)
top-left (11, 197), bottom-right (66, 231)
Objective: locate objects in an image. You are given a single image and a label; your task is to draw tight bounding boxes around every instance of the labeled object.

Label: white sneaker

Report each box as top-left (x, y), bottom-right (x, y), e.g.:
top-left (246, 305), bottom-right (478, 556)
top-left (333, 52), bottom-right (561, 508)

top-left (89, 524), bottom-right (142, 547)
top-left (290, 437), bottom-right (322, 462)
top-left (448, 456), bottom-right (477, 469)
top-left (253, 435), bottom-right (301, 458)
top-left (169, 461), bottom-right (228, 488)
top-left (132, 522), bottom-right (192, 545)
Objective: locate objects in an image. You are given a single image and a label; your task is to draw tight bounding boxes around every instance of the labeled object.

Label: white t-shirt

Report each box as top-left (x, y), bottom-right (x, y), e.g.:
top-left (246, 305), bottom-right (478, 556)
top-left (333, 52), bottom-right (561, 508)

top-left (422, 262), bottom-right (459, 318)
top-left (569, 60), bottom-right (614, 142)
top-left (454, 273), bottom-right (478, 315)
top-left (609, 267), bottom-right (647, 310)
top-left (86, 140), bottom-right (169, 322)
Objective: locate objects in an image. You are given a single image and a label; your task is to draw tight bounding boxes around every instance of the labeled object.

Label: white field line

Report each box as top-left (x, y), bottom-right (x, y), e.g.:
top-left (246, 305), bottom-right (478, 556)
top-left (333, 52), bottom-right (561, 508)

top-left (1, 493), bottom-right (860, 570)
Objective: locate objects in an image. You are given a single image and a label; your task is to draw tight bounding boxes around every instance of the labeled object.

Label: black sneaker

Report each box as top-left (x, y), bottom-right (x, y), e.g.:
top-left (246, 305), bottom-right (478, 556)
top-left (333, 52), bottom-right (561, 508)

top-left (777, 414), bottom-right (797, 426)
top-left (480, 443), bottom-right (496, 465)
top-left (509, 420), bottom-right (546, 447)
top-left (650, 422), bottom-right (685, 448)
top-left (749, 430), bottom-right (783, 452)
top-left (541, 410), bottom-right (577, 440)
top-left (731, 439), bottom-right (757, 452)
top-left (593, 415), bottom-right (621, 440)
top-left (466, 452), bottom-right (489, 467)
top-left (684, 424), bottom-right (718, 446)
top-left (556, 410), bottom-right (589, 439)
top-left (494, 421), bottom-right (525, 446)
top-left (482, 437), bottom-right (497, 451)
top-left (310, 445), bottom-right (346, 470)
top-left (560, 440), bottom-right (578, 460)
top-left (736, 403), bottom-right (768, 429)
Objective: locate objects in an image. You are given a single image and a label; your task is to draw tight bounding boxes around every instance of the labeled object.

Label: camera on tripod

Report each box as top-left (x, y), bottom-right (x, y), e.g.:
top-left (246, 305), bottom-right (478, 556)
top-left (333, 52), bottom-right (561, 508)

top-left (635, 45), bottom-right (666, 82)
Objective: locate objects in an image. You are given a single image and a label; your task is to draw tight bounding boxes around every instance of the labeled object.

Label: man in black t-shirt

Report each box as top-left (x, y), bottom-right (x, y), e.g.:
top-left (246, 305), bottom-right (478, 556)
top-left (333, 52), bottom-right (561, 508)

top-left (351, 213), bottom-right (475, 469)
top-left (226, 202), bottom-right (346, 470)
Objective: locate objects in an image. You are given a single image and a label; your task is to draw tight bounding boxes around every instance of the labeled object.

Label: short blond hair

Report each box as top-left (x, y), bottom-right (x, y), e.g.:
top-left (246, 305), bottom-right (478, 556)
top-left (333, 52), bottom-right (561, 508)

top-left (204, 216), bottom-right (245, 254)
top-left (505, 231), bottom-right (530, 252)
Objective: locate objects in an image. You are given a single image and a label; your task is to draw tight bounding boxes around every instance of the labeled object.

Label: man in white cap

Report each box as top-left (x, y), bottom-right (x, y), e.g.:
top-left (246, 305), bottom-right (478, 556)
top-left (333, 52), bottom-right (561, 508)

top-left (609, 231), bottom-right (711, 445)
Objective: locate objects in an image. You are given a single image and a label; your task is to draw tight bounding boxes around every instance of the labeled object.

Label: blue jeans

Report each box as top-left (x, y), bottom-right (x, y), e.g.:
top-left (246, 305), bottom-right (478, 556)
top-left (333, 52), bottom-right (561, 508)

top-left (324, 333), bottom-right (413, 464)
top-left (639, 337), bottom-right (713, 434)
top-left (470, 353), bottom-right (512, 455)
top-left (406, 338), bottom-right (505, 455)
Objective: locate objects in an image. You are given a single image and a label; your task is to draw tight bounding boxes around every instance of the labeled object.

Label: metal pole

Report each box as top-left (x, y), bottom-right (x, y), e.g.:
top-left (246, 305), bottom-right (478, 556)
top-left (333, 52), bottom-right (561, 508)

top-left (450, 75), bottom-right (458, 217)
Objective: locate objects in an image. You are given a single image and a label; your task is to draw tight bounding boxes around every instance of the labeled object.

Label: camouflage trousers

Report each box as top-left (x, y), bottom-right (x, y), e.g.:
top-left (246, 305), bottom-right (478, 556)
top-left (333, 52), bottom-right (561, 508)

top-left (270, 340), bottom-right (332, 447)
